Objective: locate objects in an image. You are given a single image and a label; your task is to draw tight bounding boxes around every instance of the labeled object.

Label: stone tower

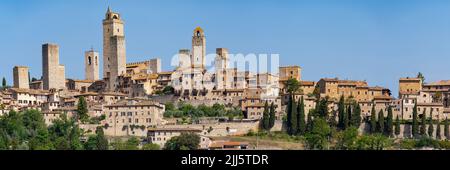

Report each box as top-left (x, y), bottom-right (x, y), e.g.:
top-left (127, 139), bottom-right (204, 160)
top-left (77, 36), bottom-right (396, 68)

top-left (85, 49), bottom-right (100, 81)
top-left (103, 7), bottom-right (126, 91)
top-left (42, 43), bottom-right (66, 90)
top-left (192, 27), bottom-right (206, 70)
top-left (13, 66), bottom-right (29, 89)
top-left (215, 48), bottom-right (229, 90)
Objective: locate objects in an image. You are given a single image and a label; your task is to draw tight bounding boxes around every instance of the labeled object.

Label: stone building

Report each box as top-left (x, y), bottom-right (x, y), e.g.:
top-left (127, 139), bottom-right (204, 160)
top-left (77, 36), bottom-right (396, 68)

top-left (103, 7), bottom-right (126, 91)
top-left (103, 99), bottom-right (166, 137)
top-left (13, 66), bottom-right (29, 89)
top-left (279, 66), bottom-right (302, 94)
top-left (399, 77), bottom-right (422, 97)
top-left (42, 43), bottom-right (66, 90)
top-left (85, 49), bottom-right (100, 81)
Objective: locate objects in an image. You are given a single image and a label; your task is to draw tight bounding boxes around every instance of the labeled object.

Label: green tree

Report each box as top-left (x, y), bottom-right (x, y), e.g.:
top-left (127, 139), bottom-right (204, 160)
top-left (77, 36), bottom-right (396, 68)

top-left (2, 77), bottom-right (6, 87)
top-left (289, 96), bottom-right (298, 135)
top-left (297, 97), bottom-right (306, 135)
top-left (68, 124), bottom-right (83, 150)
top-left (412, 104), bottom-right (419, 138)
top-left (48, 114), bottom-right (82, 150)
top-left (261, 101), bottom-right (270, 131)
top-left (395, 115), bottom-right (401, 137)
top-left (420, 110), bottom-right (427, 137)
top-left (269, 102), bottom-right (276, 130)
top-left (76, 96), bottom-right (89, 123)
top-left (286, 78), bottom-right (300, 94)
top-left (344, 105), bottom-right (351, 129)
top-left (162, 86), bottom-right (175, 95)
top-left (306, 110), bottom-right (313, 132)
top-left (286, 95), bottom-right (293, 134)
top-left (386, 106), bottom-right (394, 136)
top-left (337, 95), bottom-right (345, 129)
top-left (428, 117), bottom-right (434, 138)
top-left (95, 127), bottom-right (108, 150)
top-left (417, 72), bottom-right (425, 84)
top-left (436, 120), bottom-right (441, 140)
top-left (315, 98), bottom-right (329, 119)
top-left (164, 133), bottom-right (200, 150)
top-left (370, 104), bottom-right (377, 134)
top-left (304, 118), bottom-right (331, 150)
top-left (142, 143), bottom-right (160, 150)
top-left (351, 103), bottom-right (362, 128)
top-left (335, 127), bottom-right (358, 150)
top-left (445, 118), bottom-right (449, 140)
top-left (377, 110), bottom-right (384, 134)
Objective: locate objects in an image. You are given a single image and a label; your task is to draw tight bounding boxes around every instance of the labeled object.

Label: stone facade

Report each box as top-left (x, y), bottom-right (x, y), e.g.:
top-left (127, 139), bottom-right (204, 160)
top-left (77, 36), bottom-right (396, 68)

top-left (13, 66), bottom-right (29, 89)
top-left (42, 43), bottom-right (65, 90)
top-left (103, 99), bottom-right (166, 137)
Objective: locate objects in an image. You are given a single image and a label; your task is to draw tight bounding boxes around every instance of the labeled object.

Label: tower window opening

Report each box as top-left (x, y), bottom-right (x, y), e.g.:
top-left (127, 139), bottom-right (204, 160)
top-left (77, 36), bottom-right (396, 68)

top-left (88, 56), bottom-right (92, 65)
top-left (113, 15), bottom-right (118, 19)
top-left (197, 31), bottom-right (200, 36)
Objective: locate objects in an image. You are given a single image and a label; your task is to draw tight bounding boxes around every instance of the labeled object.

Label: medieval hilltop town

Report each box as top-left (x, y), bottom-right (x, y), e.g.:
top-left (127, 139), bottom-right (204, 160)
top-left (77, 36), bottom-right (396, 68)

top-left (1, 7), bottom-right (449, 150)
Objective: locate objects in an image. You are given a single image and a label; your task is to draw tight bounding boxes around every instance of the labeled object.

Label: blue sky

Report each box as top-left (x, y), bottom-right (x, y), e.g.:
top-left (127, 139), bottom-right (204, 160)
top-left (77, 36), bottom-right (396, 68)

top-left (1, 0), bottom-right (450, 94)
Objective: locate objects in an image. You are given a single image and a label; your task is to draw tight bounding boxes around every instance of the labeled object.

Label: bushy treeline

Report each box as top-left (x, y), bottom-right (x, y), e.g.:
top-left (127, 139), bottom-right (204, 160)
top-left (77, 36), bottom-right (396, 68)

top-left (0, 110), bottom-right (159, 150)
top-left (163, 102), bottom-right (243, 119)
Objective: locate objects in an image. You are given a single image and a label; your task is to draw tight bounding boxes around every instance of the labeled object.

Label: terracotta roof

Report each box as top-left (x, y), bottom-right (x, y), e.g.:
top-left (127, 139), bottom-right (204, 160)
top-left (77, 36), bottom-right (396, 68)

top-left (425, 80), bottom-right (450, 86)
top-left (158, 71), bottom-right (174, 75)
top-left (300, 81), bottom-right (315, 86)
top-left (321, 78), bottom-right (339, 82)
top-left (71, 79), bottom-right (96, 83)
top-left (373, 95), bottom-right (393, 100)
top-left (9, 88), bottom-right (50, 95)
top-left (105, 99), bottom-right (163, 108)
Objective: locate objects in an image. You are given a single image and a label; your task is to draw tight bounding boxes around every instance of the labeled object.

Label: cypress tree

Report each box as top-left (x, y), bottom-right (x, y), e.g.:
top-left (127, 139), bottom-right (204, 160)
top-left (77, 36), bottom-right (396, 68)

top-left (377, 110), bottom-right (385, 134)
top-left (269, 102), bottom-right (276, 130)
top-left (395, 115), bottom-right (401, 136)
top-left (420, 110), bottom-right (427, 136)
top-left (344, 105), bottom-right (351, 129)
top-left (370, 104), bottom-right (377, 134)
top-left (436, 120), bottom-right (441, 140)
top-left (445, 118), bottom-right (449, 140)
top-left (427, 117), bottom-right (434, 138)
top-left (412, 104), bottom-right (419, 138)
top-left (297, 96), bottom-right (306, 135)
top-left (338, 95), bottom-right (345, 129)
top-left (1, 77), bottom-right (6, 87)
top-left (290, 97), bottom-right (298, 135)
top-left (386, 106), bottom-right (394, 136)
top-left (306, 110), bottom-right (313, 132)
top-left (262, 101), bottom-right (270, 130)
top-left (352, 103), bottom-right (362, 128)
top-left (286, 95), bottom-right (293, 134)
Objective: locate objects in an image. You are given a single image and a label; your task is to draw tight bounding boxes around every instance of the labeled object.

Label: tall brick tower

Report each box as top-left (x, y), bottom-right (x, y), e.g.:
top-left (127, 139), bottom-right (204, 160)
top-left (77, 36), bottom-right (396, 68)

top-left (42, 43), bottom-right (66, 90)
top-left (103, 7), bottom-right (126, 91)
top-left (85, 49), bottom-right (100, 81)
top-left (13, 66), bottom-right (29, 89)
top-left (192, 27), bottom-right (206, 70)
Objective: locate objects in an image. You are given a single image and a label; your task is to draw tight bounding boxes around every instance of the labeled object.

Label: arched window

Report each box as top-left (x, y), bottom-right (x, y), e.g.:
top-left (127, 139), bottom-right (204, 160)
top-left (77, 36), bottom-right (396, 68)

top-left (197, 31), bottom-right (200, 36)
top-left (95, 56), bottom-right (98, 65)
top-left (88, 56), bottom-right (92, 65)
top-left (113, 15), bottom-right (118, 19)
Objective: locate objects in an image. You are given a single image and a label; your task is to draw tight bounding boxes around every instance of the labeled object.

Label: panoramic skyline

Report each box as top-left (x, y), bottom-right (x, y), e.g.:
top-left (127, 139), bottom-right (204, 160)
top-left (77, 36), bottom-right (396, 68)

top-left (1, 0), bottom-right (450, 94)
